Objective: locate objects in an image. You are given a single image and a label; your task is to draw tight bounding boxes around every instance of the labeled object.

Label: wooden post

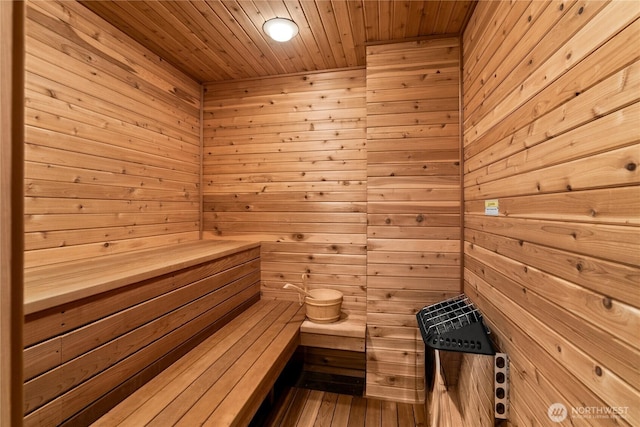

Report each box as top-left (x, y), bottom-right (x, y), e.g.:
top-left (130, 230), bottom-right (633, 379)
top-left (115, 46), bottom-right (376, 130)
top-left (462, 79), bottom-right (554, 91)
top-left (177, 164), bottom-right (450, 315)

top-left (1, 0), bottom-right (25, 425)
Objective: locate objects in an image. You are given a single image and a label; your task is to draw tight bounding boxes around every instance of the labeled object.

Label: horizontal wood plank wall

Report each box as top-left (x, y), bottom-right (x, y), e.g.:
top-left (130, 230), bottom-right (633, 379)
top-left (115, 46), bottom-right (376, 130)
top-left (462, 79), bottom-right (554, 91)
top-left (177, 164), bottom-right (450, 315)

top-left (24, 0), bottom-right (202, 268)
top-left (366, 38), bottom-right (462, 404)
top-left (462, 1), bottom-right (640, 426)
top-left (202, 70), bottom-right (367, 314)
top-left (23, 247), bottom-right (261, 426)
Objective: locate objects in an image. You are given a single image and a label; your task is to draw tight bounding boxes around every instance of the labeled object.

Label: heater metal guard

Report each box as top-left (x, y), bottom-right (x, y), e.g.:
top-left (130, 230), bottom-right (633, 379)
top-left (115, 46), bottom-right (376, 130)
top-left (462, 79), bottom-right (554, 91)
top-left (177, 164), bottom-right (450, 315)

top-left (416, 294), bottom-right (495, 355)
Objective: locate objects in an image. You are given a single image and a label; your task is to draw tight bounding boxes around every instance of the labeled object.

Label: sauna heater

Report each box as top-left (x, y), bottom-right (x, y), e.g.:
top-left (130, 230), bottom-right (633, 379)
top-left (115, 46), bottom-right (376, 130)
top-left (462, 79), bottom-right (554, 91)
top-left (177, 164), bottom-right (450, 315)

top-left (416, 294), bottom-right (495, 355)
top-left (417, 295), bottom-right (510, 420)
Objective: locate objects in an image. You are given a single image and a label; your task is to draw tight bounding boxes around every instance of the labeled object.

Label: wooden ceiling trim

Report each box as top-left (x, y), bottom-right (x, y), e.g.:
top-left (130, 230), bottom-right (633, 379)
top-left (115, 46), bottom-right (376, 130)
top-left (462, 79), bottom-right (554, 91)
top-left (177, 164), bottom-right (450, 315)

top-left (205, 68), bottom-right (366, 100)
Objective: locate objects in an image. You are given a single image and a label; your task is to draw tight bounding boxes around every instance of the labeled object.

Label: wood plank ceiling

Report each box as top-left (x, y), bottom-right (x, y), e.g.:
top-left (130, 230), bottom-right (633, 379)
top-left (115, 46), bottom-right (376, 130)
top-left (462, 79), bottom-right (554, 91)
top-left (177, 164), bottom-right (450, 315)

top-left (80, 0), bottom-right (475, 83)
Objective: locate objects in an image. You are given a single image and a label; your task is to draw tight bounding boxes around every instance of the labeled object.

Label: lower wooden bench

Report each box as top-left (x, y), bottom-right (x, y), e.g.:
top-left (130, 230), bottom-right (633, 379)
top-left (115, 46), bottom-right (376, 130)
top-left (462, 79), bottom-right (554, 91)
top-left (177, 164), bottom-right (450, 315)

top-left (300, 313), bottom-right (366, 352)
top-left (92, 299), bottom-right (305, 427)
top-left (299, 313), bottom-right (367, 389)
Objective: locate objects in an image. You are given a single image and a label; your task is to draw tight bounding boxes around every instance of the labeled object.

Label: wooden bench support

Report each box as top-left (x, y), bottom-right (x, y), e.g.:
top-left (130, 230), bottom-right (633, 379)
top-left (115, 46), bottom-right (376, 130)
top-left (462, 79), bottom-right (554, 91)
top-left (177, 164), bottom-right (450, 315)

top-left (93, 299), bottom-right (304, 427)
top-left (300, 313), bottom-right (366, 352)
top-left (298, 312), bottom-right (367, 392)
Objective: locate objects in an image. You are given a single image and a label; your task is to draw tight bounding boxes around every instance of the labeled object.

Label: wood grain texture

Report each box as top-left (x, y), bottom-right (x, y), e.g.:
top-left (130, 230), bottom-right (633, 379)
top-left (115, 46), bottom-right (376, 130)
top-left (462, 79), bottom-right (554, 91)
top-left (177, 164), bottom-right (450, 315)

top-left (24, 0), bottom-right (202, 268)
top-left (263, 387), bottom-right (426, 427)
top-left (202, 69), bottom-right (368, 315)
top-left (366, 38), bottom-right (462, 404)
top-left (462, 1), bottom-right (640, 426)
top-left (1, 1), bottom-right (25, 425)
top-left (23, 244), bottom-right (261, 426)
top-left (92, 299), bottom-right (304, 427)
top-left (79, 0), bottom-right (475, 83)
top-left (23, 240), bottom-right (259, 315)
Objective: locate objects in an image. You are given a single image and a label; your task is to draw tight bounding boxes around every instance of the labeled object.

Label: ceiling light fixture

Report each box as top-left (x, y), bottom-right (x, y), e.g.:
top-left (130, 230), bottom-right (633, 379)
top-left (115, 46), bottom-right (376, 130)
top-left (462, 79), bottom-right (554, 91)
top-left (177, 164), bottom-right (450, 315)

top-left (263, 18), bottom-right (299, 42)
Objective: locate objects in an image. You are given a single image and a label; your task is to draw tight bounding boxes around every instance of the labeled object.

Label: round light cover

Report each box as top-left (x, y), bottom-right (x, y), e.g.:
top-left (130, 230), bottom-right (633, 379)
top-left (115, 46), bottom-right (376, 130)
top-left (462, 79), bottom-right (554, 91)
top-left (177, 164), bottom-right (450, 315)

top-left (263, 18), bottom-right (299, 42)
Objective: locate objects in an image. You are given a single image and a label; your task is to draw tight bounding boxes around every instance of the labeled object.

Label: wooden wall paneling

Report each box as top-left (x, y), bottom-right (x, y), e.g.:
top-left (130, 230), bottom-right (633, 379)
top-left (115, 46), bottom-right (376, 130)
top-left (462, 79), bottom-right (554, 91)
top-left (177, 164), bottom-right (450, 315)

top-left (467, 269), bottom-right (637, 427)
top-left (26, 4), bottom-right (201, 132)
top-left (465, 1), bottom-right (639, 155)
top-left (466, 59), bottom-right (640, 175)
top-left (24, 0), bottom-right (202, 268)
top-left (464, 0), bottom-right (573, 120)
top-left (465, 227), bottom-right (639, 308)
top-left (464, 0), bottom-right (618, 137)
top-left (467, 239), bottom-right (638, 369)
top-left (465, 20), bottom-right (639, 164)
top-left (202, 69), bottom-right (367, 314)
top-left (462, 0), bottom-right (540, 101)
top-left (462, 1), bottom-right (640, 425)
top-left (366, 38), bottom-right (461, 404)
top-left (460, 0), bottom-right (501, 61)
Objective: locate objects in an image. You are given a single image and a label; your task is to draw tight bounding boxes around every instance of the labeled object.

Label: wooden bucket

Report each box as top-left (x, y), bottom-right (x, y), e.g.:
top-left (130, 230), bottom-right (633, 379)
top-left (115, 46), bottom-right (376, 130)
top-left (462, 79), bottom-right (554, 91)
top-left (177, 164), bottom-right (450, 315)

top-left (305, 288), bottom-right (343, 323)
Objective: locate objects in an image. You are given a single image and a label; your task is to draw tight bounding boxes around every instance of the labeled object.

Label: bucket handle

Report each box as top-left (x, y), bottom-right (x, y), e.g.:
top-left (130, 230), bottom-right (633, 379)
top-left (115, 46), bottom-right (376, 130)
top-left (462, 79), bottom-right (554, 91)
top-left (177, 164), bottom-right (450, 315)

top-left (283, 273), bottom-right (312, 306)
top-left (283, 283), bottom-right (314, 299)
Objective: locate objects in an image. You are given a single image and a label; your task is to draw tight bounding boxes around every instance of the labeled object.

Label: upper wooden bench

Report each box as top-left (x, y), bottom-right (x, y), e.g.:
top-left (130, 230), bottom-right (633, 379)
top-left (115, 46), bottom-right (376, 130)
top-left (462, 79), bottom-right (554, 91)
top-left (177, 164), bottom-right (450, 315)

top-left (23, 240), bottom-right (279, 426)
top-left (24, 240), bottom-right (260, 315)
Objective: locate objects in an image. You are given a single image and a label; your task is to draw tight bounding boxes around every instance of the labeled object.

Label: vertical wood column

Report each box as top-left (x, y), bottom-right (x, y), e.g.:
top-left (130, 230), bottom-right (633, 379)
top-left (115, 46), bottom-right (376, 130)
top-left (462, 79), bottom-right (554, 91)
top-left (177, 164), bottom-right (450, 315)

top-left (1, 0), bottom-right (25, 424)
top-left (365, 38), bottom-right (462, 403)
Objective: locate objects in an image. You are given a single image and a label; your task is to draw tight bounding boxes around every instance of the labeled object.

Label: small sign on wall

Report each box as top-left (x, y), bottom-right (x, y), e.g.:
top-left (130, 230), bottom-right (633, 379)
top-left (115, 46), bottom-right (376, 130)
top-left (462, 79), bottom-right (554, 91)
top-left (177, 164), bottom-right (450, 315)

top-left (485, 199), bottom-right (499, 216)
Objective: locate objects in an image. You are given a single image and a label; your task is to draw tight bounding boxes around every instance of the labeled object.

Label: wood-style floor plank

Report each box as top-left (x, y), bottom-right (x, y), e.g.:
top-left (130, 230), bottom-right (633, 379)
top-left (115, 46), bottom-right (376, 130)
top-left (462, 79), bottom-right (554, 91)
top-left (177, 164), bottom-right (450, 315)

top-left (298, 389), bottom-right (324, 427)
top-left (332, 394), bottom-right (353, 427)
top-left (346, 396), bottom-right (366, 427)
top-left (264, 388), bottom-right (425, 427)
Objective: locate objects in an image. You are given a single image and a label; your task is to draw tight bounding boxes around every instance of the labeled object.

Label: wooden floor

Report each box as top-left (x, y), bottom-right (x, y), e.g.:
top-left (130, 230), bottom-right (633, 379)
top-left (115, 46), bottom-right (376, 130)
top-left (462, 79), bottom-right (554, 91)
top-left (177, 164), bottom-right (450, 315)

top-left (261, 387), bottom-right (427, 427)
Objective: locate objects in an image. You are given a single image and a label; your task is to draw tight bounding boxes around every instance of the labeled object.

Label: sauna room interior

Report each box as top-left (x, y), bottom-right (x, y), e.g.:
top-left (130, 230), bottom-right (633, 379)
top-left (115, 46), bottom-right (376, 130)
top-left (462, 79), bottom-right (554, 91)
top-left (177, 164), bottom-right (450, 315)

top-left (1, 0), bottom-right (639, 426)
